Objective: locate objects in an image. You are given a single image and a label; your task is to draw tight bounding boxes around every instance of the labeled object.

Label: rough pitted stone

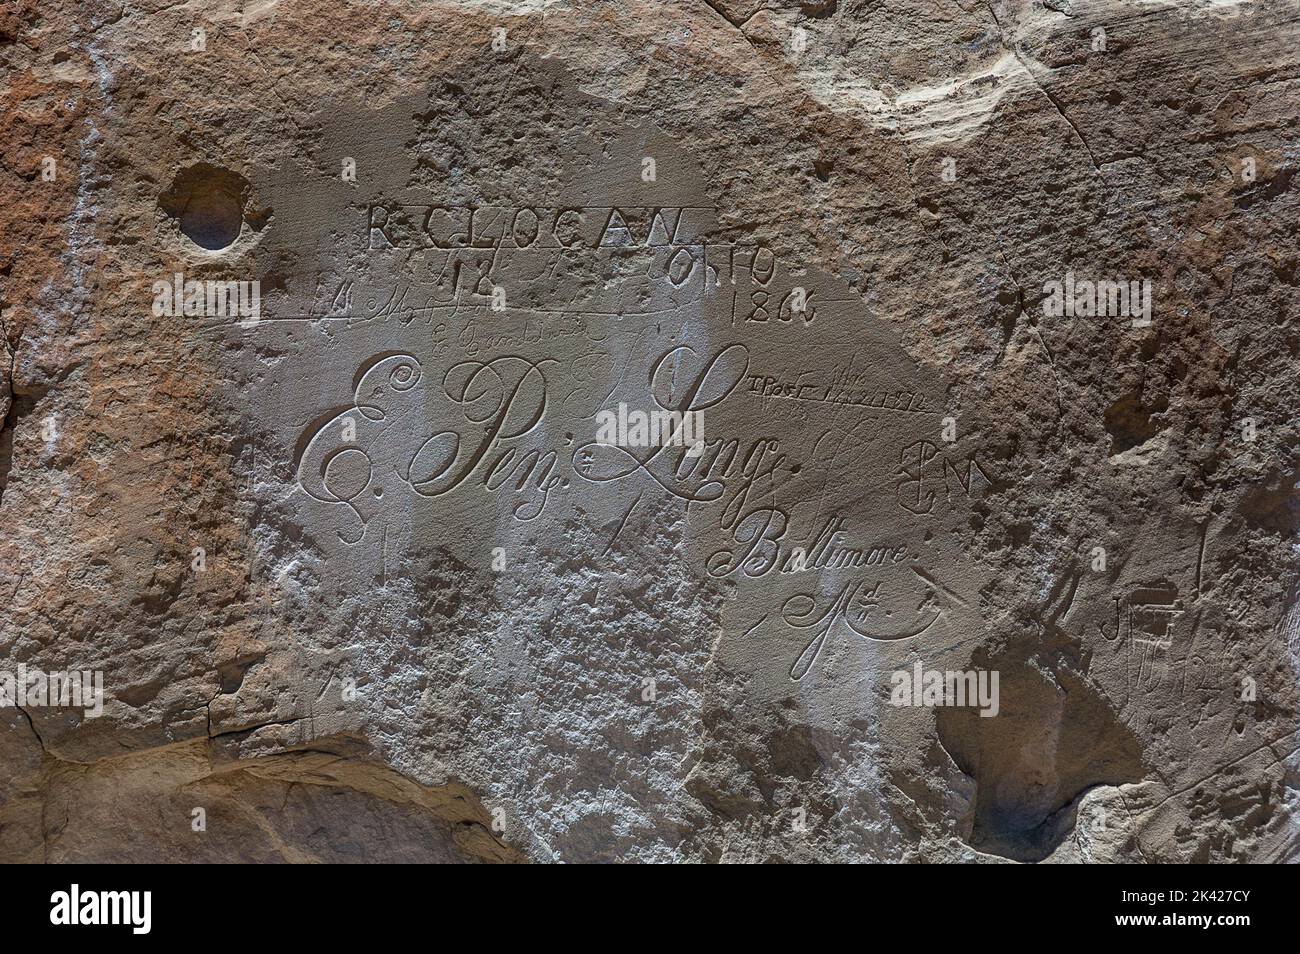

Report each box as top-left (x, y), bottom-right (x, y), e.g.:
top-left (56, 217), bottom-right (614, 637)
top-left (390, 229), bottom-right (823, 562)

top-left (1, 0), bottom-right (1297, 863)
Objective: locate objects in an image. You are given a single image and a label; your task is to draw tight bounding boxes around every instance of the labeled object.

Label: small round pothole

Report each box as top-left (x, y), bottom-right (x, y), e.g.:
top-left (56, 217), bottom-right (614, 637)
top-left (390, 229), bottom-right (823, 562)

top-left (160, 163), bottom-right (267, 251)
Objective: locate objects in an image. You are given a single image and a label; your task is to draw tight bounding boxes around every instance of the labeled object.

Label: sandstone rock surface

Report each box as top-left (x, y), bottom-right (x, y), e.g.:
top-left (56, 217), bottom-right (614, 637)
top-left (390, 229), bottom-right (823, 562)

top-left (1, 0), bottom-right (1298, 863)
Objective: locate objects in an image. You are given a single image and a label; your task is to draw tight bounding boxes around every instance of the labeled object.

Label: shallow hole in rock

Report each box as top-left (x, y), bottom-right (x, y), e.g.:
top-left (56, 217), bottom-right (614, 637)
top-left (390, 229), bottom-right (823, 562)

top-left (160, 163), bottom-right (255, 251)
top-left (936, 662), bottom-right (1144, 862)
top-left (218, 652), bottom-right (266, 694)
top-left (1104, 389), bottom-right (1167, 455)
top-left (800, 0), bottom-right (838, 16)
top-left (1240, 464), bottom-right (1300, 536)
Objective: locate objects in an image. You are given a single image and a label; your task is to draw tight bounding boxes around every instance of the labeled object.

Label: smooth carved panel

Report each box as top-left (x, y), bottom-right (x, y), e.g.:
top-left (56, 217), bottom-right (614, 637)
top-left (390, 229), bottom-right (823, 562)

top-left (236, 101), bottom-right (991, 695)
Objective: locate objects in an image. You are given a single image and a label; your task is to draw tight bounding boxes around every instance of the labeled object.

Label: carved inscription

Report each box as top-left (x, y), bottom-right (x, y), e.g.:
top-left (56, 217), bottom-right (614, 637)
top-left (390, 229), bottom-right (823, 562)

top-left (255, 131), bottom-right (991, 682)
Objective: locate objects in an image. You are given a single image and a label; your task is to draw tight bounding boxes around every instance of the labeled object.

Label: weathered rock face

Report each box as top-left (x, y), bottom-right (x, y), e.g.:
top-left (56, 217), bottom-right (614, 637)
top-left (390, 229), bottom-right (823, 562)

top-left (1, 0), bottom-right (1297, 863)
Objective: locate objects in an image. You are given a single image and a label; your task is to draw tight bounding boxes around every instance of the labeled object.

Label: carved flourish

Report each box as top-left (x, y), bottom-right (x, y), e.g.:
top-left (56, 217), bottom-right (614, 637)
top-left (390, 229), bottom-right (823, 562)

top-left (783, 580), bottom-right (942, 681)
